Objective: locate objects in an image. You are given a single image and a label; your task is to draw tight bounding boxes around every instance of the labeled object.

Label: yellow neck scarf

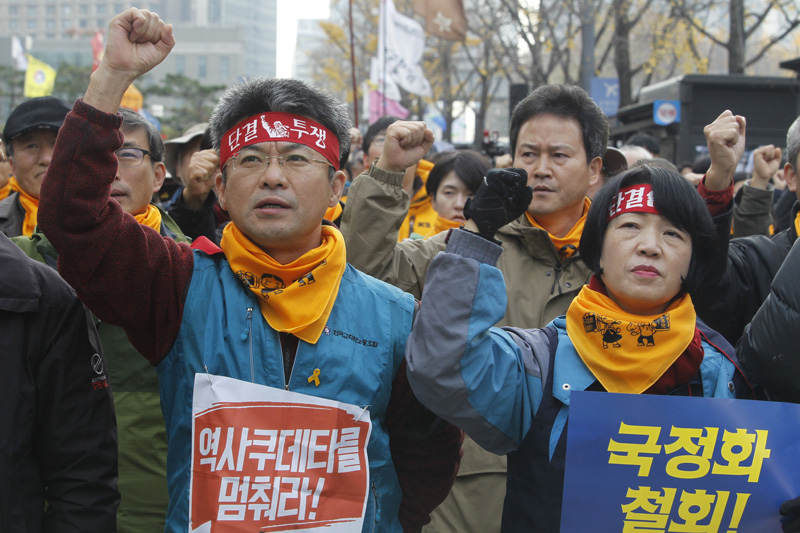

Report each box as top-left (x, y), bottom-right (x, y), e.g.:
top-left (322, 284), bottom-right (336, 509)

top-left (526, 197), bottom-right (590, 261)
top-left (133, 204), bottom-right (163, 232)
top-left (324, 201), bottom-right (343, 224)
top-left (9, 178), bottom-right (40, 238)
top-left (430, 215), bottom-right (462, 237)
top-left (565, 284), bottom-right (696, 394)
top-left (220, 223), bottom-right (346, 344)
top-left (794, 211), bottom-right (800, 238)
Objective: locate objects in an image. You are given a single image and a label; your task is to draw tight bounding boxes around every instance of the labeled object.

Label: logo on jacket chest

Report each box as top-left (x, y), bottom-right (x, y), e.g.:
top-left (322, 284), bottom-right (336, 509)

top-left (328, 328), bottom-right (379, 348)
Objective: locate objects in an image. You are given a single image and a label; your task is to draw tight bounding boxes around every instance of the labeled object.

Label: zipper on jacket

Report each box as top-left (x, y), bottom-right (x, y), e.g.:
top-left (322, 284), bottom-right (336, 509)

top-left (549, 263), bottom-right (563, 295)
top-left (244, 307), bottom-right (255, 382)
top-left (279, 332), bottom-right (300, 391)
top-left (370, 481), bottom-right (379, 533)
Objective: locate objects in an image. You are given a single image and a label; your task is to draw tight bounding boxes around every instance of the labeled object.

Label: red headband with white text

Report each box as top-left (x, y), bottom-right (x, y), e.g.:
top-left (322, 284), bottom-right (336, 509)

top-left (608, 183), bottom-right (660, 220)
top-left (220, 112), bottom-right (340, 170)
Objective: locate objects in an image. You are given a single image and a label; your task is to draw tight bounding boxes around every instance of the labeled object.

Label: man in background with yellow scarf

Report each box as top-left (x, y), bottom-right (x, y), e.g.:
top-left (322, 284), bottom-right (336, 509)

top-left (12, 107), bottom-right (189, 533)
top-left (38, 8), bottom-right (461, 533)
top-left (0, 96), bottom-right (70, 237)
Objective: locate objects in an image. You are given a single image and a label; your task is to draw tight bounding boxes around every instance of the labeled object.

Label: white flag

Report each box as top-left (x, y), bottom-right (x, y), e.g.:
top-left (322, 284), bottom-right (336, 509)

top-left (369, 56), bottom-right (401, 102)
top-left (376, 0), bottom-right (432, 98)
top-left (11, 36), bottom-right (28, 70)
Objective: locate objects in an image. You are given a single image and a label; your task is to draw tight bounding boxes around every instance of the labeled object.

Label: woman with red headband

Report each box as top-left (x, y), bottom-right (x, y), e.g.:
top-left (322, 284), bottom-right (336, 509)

top-left (405, 164), bottom-right (757, 532)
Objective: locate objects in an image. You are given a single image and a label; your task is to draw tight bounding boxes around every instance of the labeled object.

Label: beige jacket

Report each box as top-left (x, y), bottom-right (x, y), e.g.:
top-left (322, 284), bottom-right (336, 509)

top-left (341, 163), bottom-right (592, 329)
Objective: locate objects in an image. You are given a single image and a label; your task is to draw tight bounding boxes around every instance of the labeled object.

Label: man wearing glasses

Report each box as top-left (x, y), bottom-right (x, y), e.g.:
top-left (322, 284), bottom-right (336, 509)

top-left (38, 8), bottom-right (461, 533)
top-left (12, 107), bottom-right (189, 532)
top-left (0, 96), bottom-right (70, 237)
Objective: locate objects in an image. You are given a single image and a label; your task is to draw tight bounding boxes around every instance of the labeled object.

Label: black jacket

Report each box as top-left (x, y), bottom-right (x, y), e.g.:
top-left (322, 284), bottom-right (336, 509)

top-left (738, 227), bottom-right (800, 403)
top-left (0, 233), bottom-right (119, 532)
top-left (692, 203), bottom-right (798, 346)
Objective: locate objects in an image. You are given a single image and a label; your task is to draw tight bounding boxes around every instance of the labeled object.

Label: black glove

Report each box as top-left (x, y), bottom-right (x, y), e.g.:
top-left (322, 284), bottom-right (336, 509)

top-left (781, 495), bottom-right (800, 532)
top-left (463, 167), bottom-right (532, 241)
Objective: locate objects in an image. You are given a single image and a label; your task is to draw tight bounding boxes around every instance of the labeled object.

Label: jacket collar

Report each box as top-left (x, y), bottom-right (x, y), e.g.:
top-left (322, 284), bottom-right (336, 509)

top-left (497, 215), bottom-right (583, 263)
top-left (0, 232), bottom-right (40, 313)
top-left (0, 192), bottom-right (21, 221)
top-left (550, 317), bottom-right (596, 404)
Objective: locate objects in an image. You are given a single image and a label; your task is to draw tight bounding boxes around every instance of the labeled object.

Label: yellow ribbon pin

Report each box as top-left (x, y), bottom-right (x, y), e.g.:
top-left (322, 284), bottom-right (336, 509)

top-left (308, 368), bottom-right (321, 387)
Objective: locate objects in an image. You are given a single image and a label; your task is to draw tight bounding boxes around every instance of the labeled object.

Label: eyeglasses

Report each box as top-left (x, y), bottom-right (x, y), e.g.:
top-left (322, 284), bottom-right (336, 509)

top-left (227, 150), bottom-right (334, 178)
top-left (115, 147), bottom-right (153, 168)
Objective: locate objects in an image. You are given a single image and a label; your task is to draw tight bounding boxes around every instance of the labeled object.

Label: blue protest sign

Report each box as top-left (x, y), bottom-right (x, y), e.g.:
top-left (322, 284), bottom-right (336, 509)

top-left (562, 391), bottom-right (800, 532)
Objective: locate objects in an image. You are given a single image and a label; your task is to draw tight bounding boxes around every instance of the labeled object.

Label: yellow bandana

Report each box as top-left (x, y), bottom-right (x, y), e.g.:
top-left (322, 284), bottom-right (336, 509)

top-left (9, 178), bottom-right (40, 238)
top-left (565, 285), bottom-right (696, 394)
top-left (794, 211), bottom-right (800, 239)
top-left (399, 159), bottom-right (437, 241)
top-left (431, 215), bottom-right (462, 236)
top-left (220, 223), bottom-right (346, 344)
top-left (324, 201), bottom-right (343, 224)
top-left (133, 204), bottom-right (163, 232)
top-left (526, 197), bottom-right (590, 261)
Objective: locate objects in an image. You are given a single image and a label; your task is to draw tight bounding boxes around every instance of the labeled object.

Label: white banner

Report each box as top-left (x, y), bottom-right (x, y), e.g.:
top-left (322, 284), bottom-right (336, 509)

top-left (189, 374), bottom-right (372, 533)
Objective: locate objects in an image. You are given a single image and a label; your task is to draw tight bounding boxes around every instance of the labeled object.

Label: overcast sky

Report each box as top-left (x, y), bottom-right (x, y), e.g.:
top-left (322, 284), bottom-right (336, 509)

top-left (276, 0), bottom-right (331, 78)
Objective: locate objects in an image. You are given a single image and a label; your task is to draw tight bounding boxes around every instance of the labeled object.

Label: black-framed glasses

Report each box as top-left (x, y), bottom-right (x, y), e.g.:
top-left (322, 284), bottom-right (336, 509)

top-left (115, 147), bottom-right (153, 168)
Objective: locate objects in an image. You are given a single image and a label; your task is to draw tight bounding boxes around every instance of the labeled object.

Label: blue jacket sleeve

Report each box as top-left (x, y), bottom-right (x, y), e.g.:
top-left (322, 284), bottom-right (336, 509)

top-left (406, 229), bottom-right (546, 455)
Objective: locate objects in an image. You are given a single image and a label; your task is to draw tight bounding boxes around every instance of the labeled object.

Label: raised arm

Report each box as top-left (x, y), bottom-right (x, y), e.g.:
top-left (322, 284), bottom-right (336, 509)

top-left (732, 144), bottom-right (781, 238)
top-left (702, 110), bottom-right (746, 192)
top-left (405, 172), bottom-right (539, 453)
top-left (38, 9), bottom-right (193, 363)
top-left (340, 121), bottom-right (440, 298)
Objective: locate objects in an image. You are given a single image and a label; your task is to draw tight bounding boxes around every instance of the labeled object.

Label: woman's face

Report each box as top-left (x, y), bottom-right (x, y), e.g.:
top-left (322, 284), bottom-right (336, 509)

top-left (599, 212), bottom-right (692, 316)
top-left (431, 171), bottom-right (473, 223)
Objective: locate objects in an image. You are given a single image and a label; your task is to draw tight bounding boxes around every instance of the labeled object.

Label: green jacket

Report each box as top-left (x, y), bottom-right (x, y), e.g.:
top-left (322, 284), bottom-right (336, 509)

top-left (12, 206), bottom-right (190, 533)
top-left (340, 164), bottom-right (592, 532)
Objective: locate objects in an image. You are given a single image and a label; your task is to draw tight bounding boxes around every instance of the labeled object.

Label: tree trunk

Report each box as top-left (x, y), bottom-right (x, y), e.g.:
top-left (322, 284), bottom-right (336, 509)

top-left (579, 0), bottom-right (596, 92)
top-left (442, 44), bottom-right (453, 143)
top-left (728, 0), bottom-right (745, 74)
top-left (613, 0), bottom-right (633, 108)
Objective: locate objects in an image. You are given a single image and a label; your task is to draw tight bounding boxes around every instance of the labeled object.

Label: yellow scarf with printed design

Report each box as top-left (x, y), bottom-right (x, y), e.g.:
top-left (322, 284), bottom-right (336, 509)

top-left (566, 284), bottom-right (696, 394)
top-left (526, 198), bottom-right (590, 261)
top-left (220, 223), bottom-right (346, 344)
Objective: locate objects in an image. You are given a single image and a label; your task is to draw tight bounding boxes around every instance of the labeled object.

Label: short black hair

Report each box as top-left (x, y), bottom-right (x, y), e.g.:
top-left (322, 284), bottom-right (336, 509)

top-left (425, 150), bottom-right (490, 199)
top-left (626, 132), bottom-right (660, 156)
top-left (509, 84), bottom-right (608, 162)
top-left (580, 165), bottom-right (717, 293)
top-left (363, 115), bottom-right (399, 157)
top-left (692, 154), bottom-right (711, 174)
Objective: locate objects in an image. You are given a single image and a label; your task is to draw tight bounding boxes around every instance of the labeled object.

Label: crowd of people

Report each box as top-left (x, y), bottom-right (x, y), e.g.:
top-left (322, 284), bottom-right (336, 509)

top-left (3, 7), bottom-right (800, 533)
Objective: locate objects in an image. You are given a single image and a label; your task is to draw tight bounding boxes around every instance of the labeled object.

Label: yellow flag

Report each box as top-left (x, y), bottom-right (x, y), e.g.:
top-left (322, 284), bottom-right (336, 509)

top-left (121, 83), bottom-right (143, 111)
top-left (24, 54), bottom-right (57, 98)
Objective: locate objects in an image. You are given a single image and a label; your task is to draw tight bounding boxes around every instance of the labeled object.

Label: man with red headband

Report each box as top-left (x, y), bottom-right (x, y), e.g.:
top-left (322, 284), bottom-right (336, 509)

top-left (38, 8), bottom-right (461, 533)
